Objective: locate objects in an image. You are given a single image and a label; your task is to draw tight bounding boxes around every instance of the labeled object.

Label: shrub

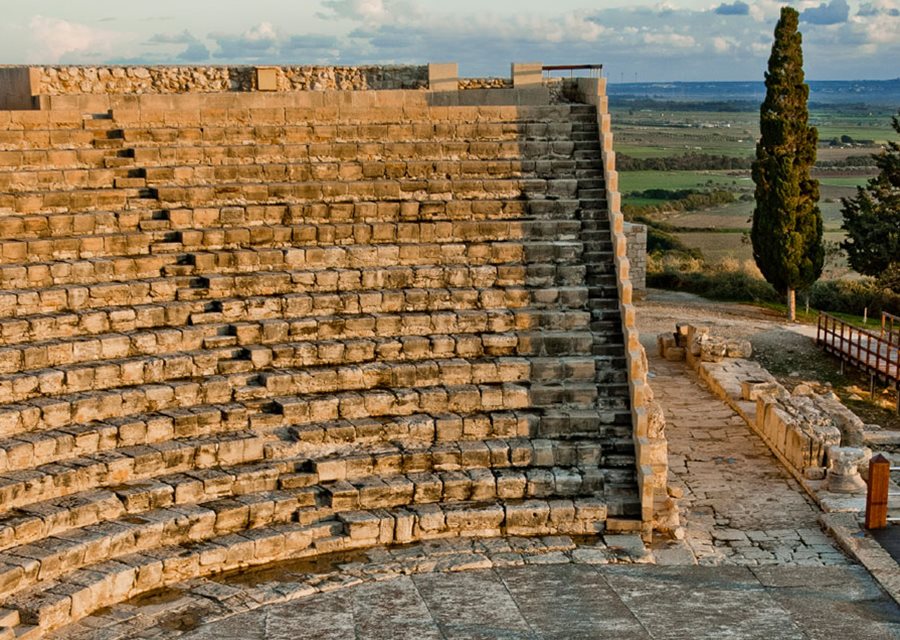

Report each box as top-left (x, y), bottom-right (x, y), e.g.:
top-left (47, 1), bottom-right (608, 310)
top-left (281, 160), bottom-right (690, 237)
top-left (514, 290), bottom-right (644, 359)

top-left (807, 279), bottom-right (900, 316)
top-left (647, 254), bottom-right (779, 302)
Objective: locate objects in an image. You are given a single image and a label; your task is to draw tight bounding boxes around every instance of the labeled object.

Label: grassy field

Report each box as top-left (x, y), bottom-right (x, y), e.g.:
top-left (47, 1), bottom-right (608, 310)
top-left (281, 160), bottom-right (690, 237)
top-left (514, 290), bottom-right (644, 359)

top-left (674, 230), bottom-right (847, 261)
top-left (663, 199), bottom-right (849, 232)
top-left (817, 175), bottom-right (872, 188)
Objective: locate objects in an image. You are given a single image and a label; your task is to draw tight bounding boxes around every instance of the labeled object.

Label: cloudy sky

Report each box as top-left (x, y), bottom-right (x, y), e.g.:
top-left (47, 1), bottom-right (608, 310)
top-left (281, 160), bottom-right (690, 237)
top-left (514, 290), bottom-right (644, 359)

top-left (2, 0), bottom-right (898, 81)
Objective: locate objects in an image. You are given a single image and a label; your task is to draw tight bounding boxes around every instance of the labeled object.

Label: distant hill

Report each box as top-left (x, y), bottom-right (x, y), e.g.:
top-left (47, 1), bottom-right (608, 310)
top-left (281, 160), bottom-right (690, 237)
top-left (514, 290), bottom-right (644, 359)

top-left (608, 79), bottom-right (900, 107)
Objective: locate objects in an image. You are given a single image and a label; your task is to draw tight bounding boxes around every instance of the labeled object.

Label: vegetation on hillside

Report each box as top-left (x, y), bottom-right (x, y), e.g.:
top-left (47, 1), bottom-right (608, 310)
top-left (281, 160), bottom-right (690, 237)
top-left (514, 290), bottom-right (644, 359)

top-left (841, 111), bottom-right (900, 293)
top-left (618, 154), bottom-right (751, 171)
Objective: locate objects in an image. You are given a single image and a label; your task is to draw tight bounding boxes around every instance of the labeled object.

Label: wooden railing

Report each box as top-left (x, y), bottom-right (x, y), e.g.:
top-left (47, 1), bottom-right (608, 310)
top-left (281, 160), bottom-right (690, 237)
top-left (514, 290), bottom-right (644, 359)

top-left (817, 312), bottom-right (900, 413)
top-left (818, 313), bottom-right (900, 382)
top-left (883, 311), bottom-right (900, 343)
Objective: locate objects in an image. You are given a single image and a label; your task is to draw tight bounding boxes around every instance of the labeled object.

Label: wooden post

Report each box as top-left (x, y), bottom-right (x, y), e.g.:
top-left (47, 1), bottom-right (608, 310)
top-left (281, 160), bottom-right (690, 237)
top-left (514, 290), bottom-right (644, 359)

top-left (865, 454), bottom-right (890, 529)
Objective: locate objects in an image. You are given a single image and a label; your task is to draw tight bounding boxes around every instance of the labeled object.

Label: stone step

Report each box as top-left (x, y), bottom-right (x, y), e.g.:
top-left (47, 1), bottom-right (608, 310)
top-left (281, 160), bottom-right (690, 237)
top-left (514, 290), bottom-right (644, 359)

top-left (129, 144), bottom-right (587, 172)
top-left (147, 177), bottom-right (583, 208)
top-left (592, 343), bottom-right (628, 358)
top-left (0, 167), bottom-right (132, 193)
top-left (0, 283), bottom-right (581, 348)
top-left (581, 226), bottom-right (612, 237)
top-left (116, 121), bottom-right (601, 144)
top-left (4, 494), bottom-right (610, 635)
top-left (0, 430), bottom-right (267, 514)
top-left (0, 350), bottom-right (542, 412)
top-left (0, 230), bottom-right (158, 265)
top-left (136, 158), bottom-right (590, 185)
top-left (537, 409), bottom-right (633, 437)
top-left (309, 437), bottom-right (610, 485)
top-left (0, 402), bottom-right (251, 474)
top-left (0, 256), bottom-right (594, 317)
top-left (0, 187), bottom-right (148, 215)
top-left (0, 405), bottom-right (632, 556)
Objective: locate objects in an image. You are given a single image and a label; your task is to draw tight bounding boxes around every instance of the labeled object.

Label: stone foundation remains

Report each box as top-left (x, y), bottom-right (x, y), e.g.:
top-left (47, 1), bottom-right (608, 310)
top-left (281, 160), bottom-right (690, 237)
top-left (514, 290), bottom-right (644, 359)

top-left (0, 62), bottom-right (657, 637)
top-left (659, 323), bottom-right (885, 513)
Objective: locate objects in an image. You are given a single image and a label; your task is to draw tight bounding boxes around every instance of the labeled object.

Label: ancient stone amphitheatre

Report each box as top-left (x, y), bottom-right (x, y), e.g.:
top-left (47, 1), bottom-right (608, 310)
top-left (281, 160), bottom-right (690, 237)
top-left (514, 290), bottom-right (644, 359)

top-left (0, 62), bottom-right (895, 639)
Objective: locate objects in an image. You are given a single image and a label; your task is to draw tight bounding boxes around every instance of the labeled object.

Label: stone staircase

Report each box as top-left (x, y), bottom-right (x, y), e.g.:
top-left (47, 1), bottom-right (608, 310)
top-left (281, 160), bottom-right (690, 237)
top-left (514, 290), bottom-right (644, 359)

top-left (0, 92), bottom-right (640, 638)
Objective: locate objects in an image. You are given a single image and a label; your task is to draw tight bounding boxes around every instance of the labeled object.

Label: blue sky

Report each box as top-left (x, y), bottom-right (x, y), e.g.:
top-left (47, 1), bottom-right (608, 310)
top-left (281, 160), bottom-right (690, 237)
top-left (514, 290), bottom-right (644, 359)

top-left (2, 1), bottom-right (898, 81)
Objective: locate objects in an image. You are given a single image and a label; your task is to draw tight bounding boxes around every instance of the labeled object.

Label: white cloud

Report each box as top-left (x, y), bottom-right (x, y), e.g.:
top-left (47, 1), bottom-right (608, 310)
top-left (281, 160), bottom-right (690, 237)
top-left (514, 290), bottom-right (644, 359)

top-left (210, 22), bottom-right (279, 59)
top-left (28, 15), bottom-right (122, 63)
top-left (801, 0), bottom-right (851, 25)
top-left (319, 0), bottom-right (415, 23)
top-left (10, 1), bottom-right (898, 81)
top-left (643, 31), bottom-right (697, 48)
top-left (713, 36), bottom-right (734, 52)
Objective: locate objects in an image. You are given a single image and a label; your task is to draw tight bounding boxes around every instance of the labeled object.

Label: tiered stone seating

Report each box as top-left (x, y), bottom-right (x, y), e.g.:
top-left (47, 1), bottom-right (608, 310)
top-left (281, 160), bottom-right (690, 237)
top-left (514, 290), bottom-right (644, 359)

top-left (0, 89), bottom-right (638, 638)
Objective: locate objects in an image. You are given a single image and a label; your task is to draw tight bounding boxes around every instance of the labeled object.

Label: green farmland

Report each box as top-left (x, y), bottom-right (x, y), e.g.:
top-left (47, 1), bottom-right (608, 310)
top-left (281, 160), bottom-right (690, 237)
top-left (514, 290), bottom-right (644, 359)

top-left (614, 103), bottom-right (884, 269)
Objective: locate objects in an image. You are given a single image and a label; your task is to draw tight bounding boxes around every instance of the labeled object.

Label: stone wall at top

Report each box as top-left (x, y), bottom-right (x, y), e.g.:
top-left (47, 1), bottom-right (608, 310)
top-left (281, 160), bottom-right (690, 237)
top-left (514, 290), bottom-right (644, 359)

top-left (1, 65), bottom-right (429, 97)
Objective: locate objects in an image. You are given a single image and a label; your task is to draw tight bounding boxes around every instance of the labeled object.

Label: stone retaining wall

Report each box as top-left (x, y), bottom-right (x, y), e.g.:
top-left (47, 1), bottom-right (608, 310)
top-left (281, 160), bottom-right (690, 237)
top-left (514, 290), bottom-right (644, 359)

top-left (36, 65), bottom-right (428, 94)
top-left (575, 77), bottom-right (661, 539)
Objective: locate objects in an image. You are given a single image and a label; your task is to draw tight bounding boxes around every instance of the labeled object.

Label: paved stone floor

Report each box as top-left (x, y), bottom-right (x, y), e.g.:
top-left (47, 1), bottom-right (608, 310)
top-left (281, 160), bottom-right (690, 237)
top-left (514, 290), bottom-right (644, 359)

top-left (648, 352), bottom-right (851, 567)
top-left (178, 564), bottom-right (900, 640)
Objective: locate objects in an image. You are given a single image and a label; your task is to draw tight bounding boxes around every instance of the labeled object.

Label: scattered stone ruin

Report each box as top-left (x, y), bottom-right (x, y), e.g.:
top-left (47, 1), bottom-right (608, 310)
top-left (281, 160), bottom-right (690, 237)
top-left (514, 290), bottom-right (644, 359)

top-left (660, 323), bottom-right (882, 510)
top-left (0, 62), bottom-right (662, 636)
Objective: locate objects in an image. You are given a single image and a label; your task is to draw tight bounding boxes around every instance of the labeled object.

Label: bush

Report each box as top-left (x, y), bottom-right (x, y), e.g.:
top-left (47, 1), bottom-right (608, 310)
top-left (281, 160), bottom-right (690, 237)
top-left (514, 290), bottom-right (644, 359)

top-left (623, 189), bottom-right (736, 217)
top-left (647, 255), bottom-right (779, 302)
top-left (807, 279), bottom-right (900, 316)
top-left (648, 253), bottom-right (900, 317)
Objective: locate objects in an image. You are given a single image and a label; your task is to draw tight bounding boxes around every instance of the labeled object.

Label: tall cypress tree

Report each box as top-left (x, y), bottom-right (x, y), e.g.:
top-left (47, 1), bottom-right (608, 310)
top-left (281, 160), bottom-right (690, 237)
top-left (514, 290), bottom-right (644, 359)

top-left (751, 7), bottom-right (823, 321)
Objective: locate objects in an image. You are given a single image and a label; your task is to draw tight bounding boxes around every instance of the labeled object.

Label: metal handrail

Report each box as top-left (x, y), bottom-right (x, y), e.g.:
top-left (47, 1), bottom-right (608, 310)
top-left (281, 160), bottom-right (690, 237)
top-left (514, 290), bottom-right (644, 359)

top-left (542, 64), bottom-right (603, 78)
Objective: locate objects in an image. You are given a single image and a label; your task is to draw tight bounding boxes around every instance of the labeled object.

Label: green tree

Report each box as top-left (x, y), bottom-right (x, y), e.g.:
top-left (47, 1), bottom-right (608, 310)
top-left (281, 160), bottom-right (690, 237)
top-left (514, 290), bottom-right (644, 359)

top-left (840, 111), bottom-right (900, 292)
top-left (751, 7), bottom-right (823, 321)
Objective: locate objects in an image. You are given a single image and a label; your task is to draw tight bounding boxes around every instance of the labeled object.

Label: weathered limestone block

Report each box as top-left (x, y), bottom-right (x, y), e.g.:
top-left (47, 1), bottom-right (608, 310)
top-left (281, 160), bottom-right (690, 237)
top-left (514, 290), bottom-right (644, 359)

top-left (740, 379), bottom-right (779, 402)
top-left (699, 336), bottom-right (728, 363)
top-left (726, 340), bottom-right (752, 358)
top-left (813, 391), bottom-right (866, 447)
top-left (505, 500), bottom-right (550, 534)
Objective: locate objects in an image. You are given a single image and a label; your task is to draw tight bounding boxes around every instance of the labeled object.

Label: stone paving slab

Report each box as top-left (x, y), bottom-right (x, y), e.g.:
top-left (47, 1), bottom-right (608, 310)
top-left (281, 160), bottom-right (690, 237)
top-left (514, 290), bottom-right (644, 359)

top-left (175, 565), bottom-right (900, 640)
top-left (647, 351), bottom-right (853, 568)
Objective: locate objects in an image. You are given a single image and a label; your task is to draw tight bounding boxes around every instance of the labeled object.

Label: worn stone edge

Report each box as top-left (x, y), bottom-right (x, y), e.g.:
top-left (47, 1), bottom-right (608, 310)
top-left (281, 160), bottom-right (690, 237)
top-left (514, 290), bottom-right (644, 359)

top-left (51, 535), bottom-right (652, 639)
top-left (820, 512), bottom-right (900, 605)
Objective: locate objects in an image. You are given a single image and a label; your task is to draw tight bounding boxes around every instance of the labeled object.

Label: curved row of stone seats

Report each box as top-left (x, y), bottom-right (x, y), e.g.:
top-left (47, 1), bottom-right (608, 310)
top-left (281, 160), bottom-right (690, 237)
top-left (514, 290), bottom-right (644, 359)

top-left (0, 92), bottom-right (633, 637)
top-left (0, 457), bottom-right (612, 599)
top-left (0, 161), bottom-right (589, 201)
top-left (5, 495), bottom-right (609, 635)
